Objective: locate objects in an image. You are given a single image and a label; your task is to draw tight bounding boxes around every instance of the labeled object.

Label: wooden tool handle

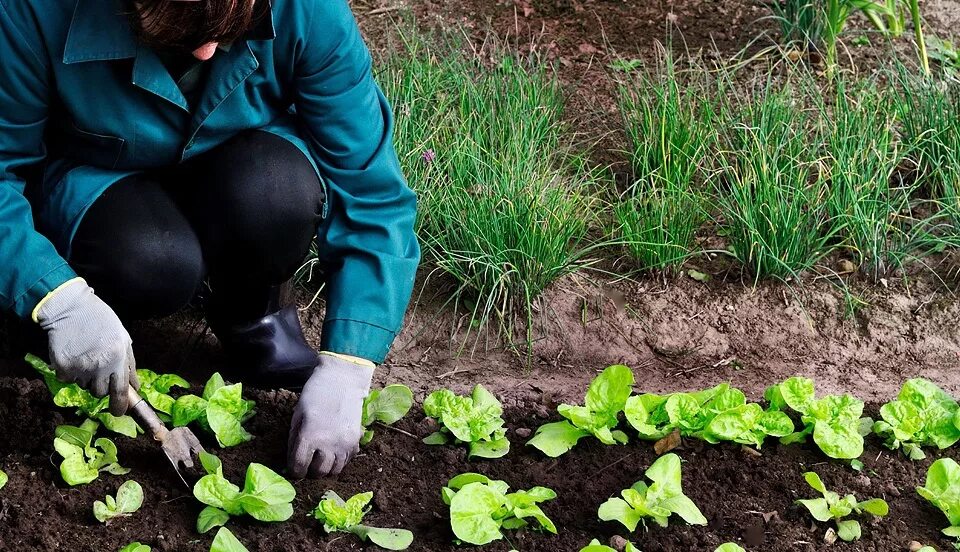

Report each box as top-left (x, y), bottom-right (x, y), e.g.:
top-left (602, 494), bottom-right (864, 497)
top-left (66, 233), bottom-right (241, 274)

top-left (127, 385), bottom-right (169, 440)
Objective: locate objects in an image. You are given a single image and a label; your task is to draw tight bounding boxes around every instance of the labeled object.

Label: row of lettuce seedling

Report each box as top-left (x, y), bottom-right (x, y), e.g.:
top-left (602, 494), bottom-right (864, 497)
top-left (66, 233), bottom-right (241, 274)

top-left (2, 356), bottom-right (958, 551)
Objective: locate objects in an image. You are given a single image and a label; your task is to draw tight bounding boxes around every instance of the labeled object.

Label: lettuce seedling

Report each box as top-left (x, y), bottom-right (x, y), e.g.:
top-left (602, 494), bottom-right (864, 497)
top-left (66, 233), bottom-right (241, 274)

top-left (94, 480), bottom-right (144, 523)
top-left (311, 490), bottom-right (414, 550)
top-left (765, 376), bottom-right (872, 459)
top-left (797, 471), bottom-right (889, 542)
top-left (441, 473), bottom-right (557, 545)
top-left (54, 419), bottom-right (129, 485)
top-left (873, 378), bottom-right (960, 460)
top-left (579, 538), bottom-right (640, 551)
top-left (527, 364), bottom-right (634, 457)
top-left (211, 527), bottom-right (249, 552)
top-left (136, 369), bottom-right (189, 423)
top-left (917, 458), bottom-right (960, 538)
top-left (715, 545), bottom-right (746, 552)
top-left (28, 354), bottom-right (140, 438)
top-left (192, 451), bottom-right (295, 533)
top-left (598, 453), bottom-right (707, 531)
top-left (172, 373), bottom-right (255, 447)
top-left (118, 543), bottom-right (150, 552)
top-left (624, 383), bottom-right (794, 448)
top-left (423, 384), bottom-right (509, 458)
top-left (361, 384), bottom-right (414, 445)
top-left (0, 469), bottom-right (7, 490)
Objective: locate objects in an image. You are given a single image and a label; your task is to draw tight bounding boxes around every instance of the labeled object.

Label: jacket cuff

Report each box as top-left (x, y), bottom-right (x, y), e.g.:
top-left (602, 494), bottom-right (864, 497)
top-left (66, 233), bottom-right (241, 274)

top-left (320, 318), bottom-right (396, 365)
top-left (319, 351), bottom-right (376, 368)
top-left (13, 263), bottom-right (78, 320)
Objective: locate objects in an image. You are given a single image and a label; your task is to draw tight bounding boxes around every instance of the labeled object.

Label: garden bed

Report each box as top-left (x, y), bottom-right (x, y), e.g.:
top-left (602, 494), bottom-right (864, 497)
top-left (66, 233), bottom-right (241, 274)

top-left (1, 373), bottom-right (957, 551)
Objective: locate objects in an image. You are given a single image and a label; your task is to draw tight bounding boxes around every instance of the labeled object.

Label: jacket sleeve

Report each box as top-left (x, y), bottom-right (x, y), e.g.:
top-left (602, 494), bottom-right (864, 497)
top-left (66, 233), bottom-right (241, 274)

top-left (293, 0), bottom-right (420, 363)
top-left (0, 1), bottom-right (78, 318)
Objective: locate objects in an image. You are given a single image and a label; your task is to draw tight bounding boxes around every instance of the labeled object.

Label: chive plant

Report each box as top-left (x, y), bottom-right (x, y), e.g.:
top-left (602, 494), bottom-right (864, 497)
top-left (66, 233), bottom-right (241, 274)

top-left (822, 80), bottom-right (913, 278)
top-left (380, 36), bottom-right (598, 340)
top-left (891, 68), bottom-right (960, 200)
top-left (613, 51), bottom-right (713, 272)
top-left (713, 78), bottom-right (837, 280)
top-left (770, 0), bottom-right (825, 51)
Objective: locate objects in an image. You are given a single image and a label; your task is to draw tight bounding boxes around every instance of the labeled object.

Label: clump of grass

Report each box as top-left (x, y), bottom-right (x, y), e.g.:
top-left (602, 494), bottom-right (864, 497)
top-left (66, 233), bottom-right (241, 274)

top-left (892, 68), bottom-right (958, 196)
top-left (379, 35), bottom-right (597, 337)
top-left (770, 0), bottom-right (825, 50)
top-left (613, 49), bottom-right (714, 272)
top-left (713, 78), bottom-right (837, 280)
top-left (822, 79), bottom-right (914, 279)
top-left (890, 68), bottom-right (960, 252)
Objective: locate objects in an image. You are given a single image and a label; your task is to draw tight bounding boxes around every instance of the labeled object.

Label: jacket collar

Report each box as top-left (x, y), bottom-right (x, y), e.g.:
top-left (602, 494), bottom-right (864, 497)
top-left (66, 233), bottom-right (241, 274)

top-left (63, 0), bottom-right (276, 65)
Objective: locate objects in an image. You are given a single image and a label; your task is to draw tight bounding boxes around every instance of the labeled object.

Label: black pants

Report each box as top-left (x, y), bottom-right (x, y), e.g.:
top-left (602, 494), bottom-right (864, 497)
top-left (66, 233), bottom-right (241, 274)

top-left (70, 130), bottom-right (324, 322)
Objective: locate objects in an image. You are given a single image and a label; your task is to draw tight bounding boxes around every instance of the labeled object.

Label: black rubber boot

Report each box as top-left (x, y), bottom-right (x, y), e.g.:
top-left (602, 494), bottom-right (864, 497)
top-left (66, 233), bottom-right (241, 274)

top-left (207, 282), bottom-right (318, 390)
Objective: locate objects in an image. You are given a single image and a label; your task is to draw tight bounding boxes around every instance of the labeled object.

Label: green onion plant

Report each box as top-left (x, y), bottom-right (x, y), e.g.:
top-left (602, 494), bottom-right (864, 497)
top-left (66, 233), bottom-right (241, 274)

top-left (713, 78), bottom-right (837, 280)
top-left (380, 34), bottom-right (599, 343)
top-left (613, 49), bottom-right (714, 272)
top-left (822, 80), bottom-right (913, 279)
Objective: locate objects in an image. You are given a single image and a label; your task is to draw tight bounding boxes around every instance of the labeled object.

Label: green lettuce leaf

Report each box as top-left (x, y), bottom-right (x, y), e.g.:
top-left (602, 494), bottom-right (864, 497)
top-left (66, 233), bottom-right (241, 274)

top-left (118, 543), bottom-right (151, 552)
top-left (578, 538), bottom-right (641, 552)
top-left (0, 469), bottom-right (7, 490)
top-left (28, 354), bottom-right (140, 438)
top-left (423, 385), bottom-right (509, 458)
top-left (361, 384), bottom-right (414, 445)
top-left (94, 480), bottom-right (143, 523)
top-left (443, 474), bottom-right (556, 545)
top-left (715, 544), bottom-right (746, 552)
top-left (312, 491), bottom-right (413, 550)
top-left (598, 453), bottom-right (706, 531)
top-left (197, 506), bottom-right (230, 534)
top-left (312, 491), bottom-right (371, 530)
top-left (349, 525), bottom-right (415, 551)
top-left (53, 420), bottom-right (129, 485)
top-left (449, 482), bottom-right (507, 545)
top-left (528, 365), bottom-right (634, 456)
top-left (873, 379), bottom-right (960, 459)
top-left (210, 527), bottom-right (249, 552)
top-left (171, 373), bottom-right (255, 447)
top-left (767, 377), bottom-right (868, 459)
top-left (193, 454), bottom-right (295, 528)
top-left (136, 369), bottom-right (189, 418)
top-left (917, 458), bottom-right (960, 533)
top-left (797, 470), bottom-right (888, 541)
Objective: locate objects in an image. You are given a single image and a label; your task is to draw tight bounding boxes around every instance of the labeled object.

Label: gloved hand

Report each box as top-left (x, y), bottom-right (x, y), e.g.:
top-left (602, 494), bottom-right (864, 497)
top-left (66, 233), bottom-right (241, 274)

top-left (35, 278), bottom-right (139, 416)
top-left (288, 353), bottom-right (374, 478)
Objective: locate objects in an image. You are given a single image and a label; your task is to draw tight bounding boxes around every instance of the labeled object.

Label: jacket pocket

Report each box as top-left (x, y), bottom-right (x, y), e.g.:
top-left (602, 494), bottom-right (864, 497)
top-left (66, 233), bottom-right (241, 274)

top-left (51, 122), bottom-right (127, 170)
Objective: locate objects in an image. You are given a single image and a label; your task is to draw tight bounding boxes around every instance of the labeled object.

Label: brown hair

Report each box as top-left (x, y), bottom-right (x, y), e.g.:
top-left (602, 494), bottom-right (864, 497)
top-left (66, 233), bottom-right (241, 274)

top-left (129, 0), bottom-right (266, 53)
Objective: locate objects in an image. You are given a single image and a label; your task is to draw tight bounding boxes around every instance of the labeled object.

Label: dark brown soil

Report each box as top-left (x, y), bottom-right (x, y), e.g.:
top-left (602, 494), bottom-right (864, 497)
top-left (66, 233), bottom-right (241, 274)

top-left (1, 374), bottom-right (958, 551)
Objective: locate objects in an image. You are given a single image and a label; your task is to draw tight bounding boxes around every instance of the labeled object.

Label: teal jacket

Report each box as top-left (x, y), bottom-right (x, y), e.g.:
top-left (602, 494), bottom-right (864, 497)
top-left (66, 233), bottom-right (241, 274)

top-left (0, 0), bottom-right (419, 363)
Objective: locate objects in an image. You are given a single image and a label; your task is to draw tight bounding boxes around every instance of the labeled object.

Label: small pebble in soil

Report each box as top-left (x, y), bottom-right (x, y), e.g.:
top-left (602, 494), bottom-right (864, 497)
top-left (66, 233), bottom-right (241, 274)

top-left (855, 474), bottom-right (872, 488)
top-left (609, 535), bottom-right (629, 551)
top-left (374, 492), bottom-right (392, 511)
top-left (885, 482), bottom-right (901, 497)
top-left (908, 541), bottom-right (924, 551)
top-left (514, 427), bottom-right (532, 438)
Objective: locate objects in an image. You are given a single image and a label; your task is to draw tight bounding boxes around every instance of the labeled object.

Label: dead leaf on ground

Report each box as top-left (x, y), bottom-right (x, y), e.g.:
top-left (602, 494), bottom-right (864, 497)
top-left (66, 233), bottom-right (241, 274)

top-left (654, 429), bottom-right (681, 455)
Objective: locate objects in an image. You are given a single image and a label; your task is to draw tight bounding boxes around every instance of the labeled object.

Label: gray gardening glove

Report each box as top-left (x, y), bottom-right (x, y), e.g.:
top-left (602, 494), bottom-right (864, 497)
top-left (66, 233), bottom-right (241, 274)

top-left (35, 278), bottom-right (139, 416)
top-left (288, 353), bottom-right (374, 478)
